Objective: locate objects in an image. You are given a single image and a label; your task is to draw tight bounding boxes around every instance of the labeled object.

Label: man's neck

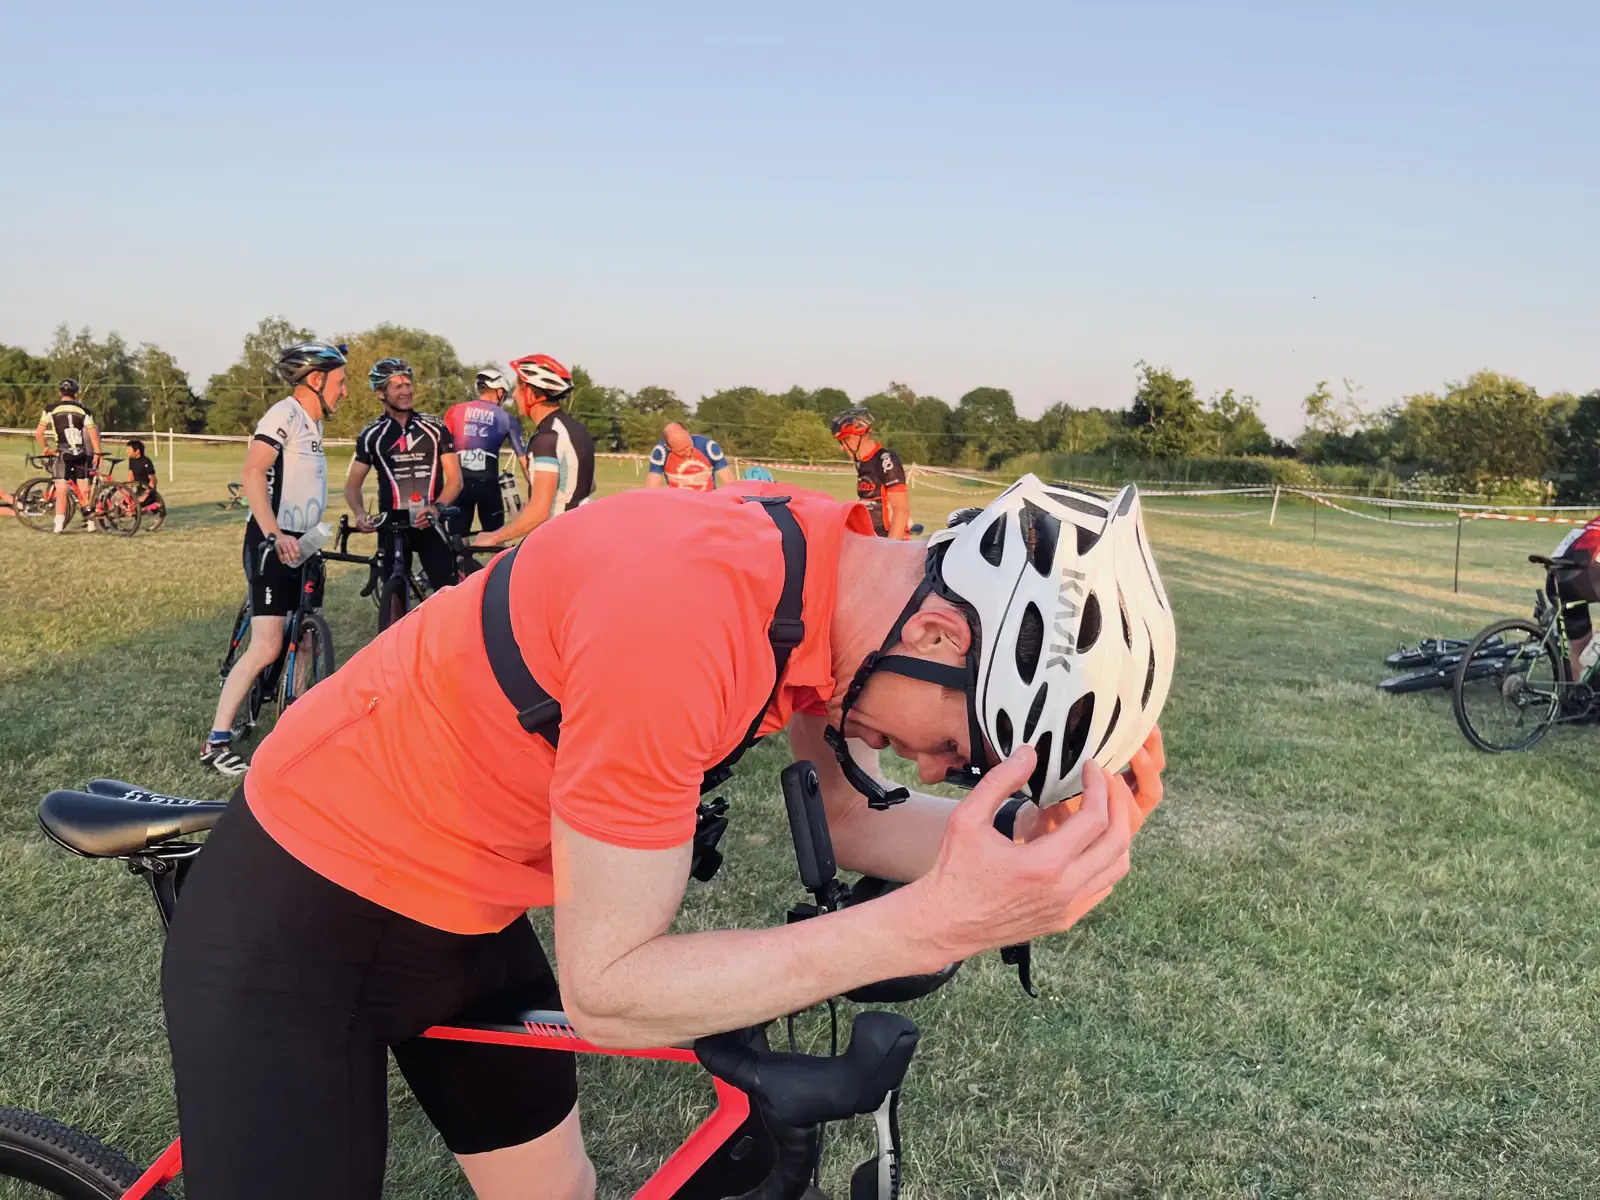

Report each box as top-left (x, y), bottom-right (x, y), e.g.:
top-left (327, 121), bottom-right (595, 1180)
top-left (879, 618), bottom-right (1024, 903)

top-left (528, 400), bottom-right (559, 424)
top-left (387, 407), bottom-right (414, 426)
top-left (291, 390), bottom-right (323, 422)
top-left (856, 438), bottom-right (882, 461)
top-left (830, 532), bottom-right (926, 689)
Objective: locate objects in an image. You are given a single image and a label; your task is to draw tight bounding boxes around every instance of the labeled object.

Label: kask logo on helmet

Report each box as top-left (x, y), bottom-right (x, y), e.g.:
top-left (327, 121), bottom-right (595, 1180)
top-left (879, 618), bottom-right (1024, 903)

top-left (1047, 567), bottom-right (1088, 673)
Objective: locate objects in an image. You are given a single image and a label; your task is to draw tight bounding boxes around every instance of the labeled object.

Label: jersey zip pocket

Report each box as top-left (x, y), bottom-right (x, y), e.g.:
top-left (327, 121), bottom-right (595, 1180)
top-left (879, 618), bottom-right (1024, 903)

top-left (275, 693), bottom-right (381, 775)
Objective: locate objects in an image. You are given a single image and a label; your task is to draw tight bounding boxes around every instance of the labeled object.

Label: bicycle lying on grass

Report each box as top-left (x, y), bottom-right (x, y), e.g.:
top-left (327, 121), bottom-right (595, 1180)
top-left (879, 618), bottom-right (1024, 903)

top-left (8, 761), bottom-right (952, 1198)
top-left (1451, 554), bottom-right (1600, 751)
top-left (1377, 633), bottom-right (1516, 695)
top-left (12, 455), bottom-right (141, 536)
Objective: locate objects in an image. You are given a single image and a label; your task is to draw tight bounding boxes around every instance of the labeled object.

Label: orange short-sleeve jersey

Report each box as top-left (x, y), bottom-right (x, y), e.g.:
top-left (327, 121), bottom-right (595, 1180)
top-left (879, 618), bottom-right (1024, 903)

top-left (247, 484), bottom-right (873, 934)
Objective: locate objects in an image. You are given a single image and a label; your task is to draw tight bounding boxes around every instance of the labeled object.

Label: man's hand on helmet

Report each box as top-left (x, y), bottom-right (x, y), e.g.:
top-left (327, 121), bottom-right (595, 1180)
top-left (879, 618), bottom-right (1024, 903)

top-left (906, 744), bottom-right (1138, 964)
top-left (1016, 726), bottom-right (1166, 841)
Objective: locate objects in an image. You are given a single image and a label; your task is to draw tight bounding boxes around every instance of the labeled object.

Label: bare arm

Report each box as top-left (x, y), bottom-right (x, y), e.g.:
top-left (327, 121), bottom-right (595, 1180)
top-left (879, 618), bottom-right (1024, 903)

top-left (437, 452), bottom-right (462, 506)
top-left (344, 460), bottom-right (375, 529)
top-left (644, 471), bottom-right (667, 489)
top-left (714, 466), bottom-right (737, 489)
top-left (553, 748), bottom-right (1135, 1048)
top-left (242, 439), bottom-right (302, 564)
top-left (477, 469), bottom-right (556, 546)
top-left (884, 485), bottom-right (911, 540)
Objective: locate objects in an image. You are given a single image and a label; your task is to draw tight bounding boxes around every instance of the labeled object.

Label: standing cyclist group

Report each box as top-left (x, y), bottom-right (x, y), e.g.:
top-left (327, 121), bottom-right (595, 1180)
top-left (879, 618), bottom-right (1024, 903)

top-left (202, 342), bottom-right (595, 777)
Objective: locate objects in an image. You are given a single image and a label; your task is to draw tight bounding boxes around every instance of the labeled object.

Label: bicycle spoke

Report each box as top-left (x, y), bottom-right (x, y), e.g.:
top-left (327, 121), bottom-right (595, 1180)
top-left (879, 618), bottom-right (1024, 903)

top-left (1454, 620), bottom-right (1562, 752)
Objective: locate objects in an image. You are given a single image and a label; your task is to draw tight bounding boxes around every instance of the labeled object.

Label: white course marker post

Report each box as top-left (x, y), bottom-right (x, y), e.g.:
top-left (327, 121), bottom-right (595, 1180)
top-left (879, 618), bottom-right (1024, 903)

top-left (169, 429), bottom-right (175, 482)
top-left (1269, 485), bottom-right (1281, 525)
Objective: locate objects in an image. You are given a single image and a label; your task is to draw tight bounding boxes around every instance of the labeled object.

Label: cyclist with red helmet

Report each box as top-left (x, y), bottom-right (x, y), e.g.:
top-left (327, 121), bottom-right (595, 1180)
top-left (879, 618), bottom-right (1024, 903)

top-left (832, 407), bottom-right (911, 539)
top-left (472, 354), bottom-right (595, 548)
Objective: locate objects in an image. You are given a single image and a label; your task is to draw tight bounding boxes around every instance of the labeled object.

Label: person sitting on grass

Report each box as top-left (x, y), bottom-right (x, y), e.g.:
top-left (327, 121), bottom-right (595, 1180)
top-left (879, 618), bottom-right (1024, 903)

top-left (0, 483), bottom-right (14, 518)
top-left (126, 439), bottom-right (163, 513)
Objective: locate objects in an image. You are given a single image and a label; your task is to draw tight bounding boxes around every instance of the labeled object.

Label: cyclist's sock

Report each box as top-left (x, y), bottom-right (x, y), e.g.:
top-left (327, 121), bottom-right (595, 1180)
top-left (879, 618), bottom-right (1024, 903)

top-left (207, 730), bottom-right (233, 746)
top-left (52, 514), bottom-right (65, 533)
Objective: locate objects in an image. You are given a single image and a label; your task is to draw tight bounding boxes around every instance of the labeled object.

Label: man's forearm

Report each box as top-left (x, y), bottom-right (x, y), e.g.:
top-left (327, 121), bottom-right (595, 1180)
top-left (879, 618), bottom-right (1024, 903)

top-left (886, 490), bottom-right (909, 539)
top-left (343, 477), bottom-right (367, 518)
top-left (829, 789), bottom-right (957, 882)
top-left (559, 883), bottom-right (951, 1048)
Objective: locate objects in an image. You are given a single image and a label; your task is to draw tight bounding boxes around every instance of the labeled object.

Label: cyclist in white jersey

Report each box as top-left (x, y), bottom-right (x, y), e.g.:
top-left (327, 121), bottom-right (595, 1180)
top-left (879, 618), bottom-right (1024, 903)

top-left (201, 342), bottom-right (347, 777)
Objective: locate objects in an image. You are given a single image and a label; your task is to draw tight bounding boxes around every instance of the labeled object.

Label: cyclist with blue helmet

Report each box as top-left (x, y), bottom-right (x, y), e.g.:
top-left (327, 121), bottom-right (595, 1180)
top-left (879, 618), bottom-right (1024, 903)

top-left (742, 464), bottom-right (776, 482)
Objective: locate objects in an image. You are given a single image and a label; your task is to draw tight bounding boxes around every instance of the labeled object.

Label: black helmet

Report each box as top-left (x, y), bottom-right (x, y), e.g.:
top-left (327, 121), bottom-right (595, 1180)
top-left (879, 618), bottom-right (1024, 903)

top-left (830, 407), bottom-right (874, 437)
top-left (275, 341), bottom-right (347, 386)
top-left (58, 378), bottom-right (80, 397)
top-left (369, 358), bottom-right (414, 393)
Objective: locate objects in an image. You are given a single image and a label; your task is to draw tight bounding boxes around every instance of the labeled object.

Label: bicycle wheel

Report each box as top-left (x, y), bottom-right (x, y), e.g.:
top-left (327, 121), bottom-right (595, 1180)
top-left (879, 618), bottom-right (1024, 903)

top-left (1452, 618), bottom-right (1563, 752)
top-left (12, 478), bottom-right (59, 533)
top-left (377, 574), bottom-right (408, 632)
top-left (0, 1106), bottom-right (174, 1199)
top-left (139, 493), bottom-right (165, 533)
top-left (278, 612), bottom-right (335, 709)
top-left (94, 484), bottom-right (140, 537)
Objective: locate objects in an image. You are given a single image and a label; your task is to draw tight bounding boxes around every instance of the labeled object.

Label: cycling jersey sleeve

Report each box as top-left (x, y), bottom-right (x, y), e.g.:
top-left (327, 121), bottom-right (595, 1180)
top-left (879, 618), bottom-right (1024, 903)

top-left (529, 428), bottom-right (559, 473)
top-left (436, 420), bottom-right (456, 454)
top-left (83, 410), bottom-right (97, 430)
top-left (353, 423), bottom-right (377, 465)
top-left (703, 439), bottom-right (728, 473)
top-left (879, 448), bottom-right (907, 490)
top-left (254, 403), bottom-right (294, 452)
top-left (647, 442), bottom-right (669, 474)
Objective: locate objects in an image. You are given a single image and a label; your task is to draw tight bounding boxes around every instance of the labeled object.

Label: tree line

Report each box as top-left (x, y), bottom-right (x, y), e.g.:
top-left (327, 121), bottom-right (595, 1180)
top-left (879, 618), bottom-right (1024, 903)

top-left (4, 318), bottom-right (1597, 497)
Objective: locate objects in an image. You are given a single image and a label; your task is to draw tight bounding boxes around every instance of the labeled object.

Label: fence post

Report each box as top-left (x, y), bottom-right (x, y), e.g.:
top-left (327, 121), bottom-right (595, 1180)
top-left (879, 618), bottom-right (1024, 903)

top-left (1453, 512), bottom-right (1464, 593)
top-left (1269, 485), bottom-right (1281, 525)
top-left (1311, 494), bottom-right (1318, 548)
top-left (169, 429), bottom-right (175, 483)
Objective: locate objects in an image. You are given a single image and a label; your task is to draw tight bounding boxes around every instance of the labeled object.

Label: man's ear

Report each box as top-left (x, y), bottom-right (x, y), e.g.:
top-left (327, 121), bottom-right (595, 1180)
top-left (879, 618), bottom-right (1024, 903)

top-left (899, 601), bottom-right (972, 660)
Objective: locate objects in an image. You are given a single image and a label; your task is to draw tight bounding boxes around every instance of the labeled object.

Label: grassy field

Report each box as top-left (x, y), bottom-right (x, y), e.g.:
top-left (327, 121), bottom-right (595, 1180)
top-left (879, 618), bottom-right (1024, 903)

top-left (3, 435), bottom-right (1599, 1198)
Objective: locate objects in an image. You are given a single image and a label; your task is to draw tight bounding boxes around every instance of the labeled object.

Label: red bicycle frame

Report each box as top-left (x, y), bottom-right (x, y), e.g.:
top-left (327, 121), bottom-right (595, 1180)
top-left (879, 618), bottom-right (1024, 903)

top-left (123, 1010), bottom-right (754, 1200)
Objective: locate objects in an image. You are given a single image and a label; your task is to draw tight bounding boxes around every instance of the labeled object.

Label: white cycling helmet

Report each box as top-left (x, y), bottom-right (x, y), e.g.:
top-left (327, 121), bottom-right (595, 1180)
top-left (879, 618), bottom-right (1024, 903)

top-left (825, 475), bottom-right (1174, 808)
top-left (476, 368), bottom-right (510, 397)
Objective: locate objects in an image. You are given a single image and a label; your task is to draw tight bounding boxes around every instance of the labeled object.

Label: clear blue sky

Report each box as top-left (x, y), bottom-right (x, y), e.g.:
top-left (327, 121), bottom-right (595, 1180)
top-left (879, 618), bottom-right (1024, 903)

top-left (3, 1), bottom-right (1595, 434)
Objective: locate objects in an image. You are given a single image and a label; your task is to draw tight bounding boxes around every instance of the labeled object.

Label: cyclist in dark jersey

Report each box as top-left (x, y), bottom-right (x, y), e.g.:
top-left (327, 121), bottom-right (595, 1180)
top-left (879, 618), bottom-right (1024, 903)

top-left (34, 379), bottom-right (102, 533)
top-left (126, 438), bottom-right (164, 514)
top-left (832, 407), bottom-right (910, 539)
top-left (471, 354), bottom-right (596, 549)
top-left (345, 358), bottom-right (463, 594)
top-left (443, 369), bottom-right (528, 536)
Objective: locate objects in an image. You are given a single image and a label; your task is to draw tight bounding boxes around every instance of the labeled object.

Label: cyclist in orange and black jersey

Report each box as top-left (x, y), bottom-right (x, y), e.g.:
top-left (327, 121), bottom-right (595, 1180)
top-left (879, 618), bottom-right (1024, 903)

top-left (831, 407), bottom-right (910, 539)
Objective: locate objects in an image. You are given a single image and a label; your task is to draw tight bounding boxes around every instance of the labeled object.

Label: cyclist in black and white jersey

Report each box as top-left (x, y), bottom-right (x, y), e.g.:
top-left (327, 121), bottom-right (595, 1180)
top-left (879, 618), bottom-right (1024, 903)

top-left (34, 379), bottom-right (103, 533)
top-left (201, 342), bottom-right (347, 777)
top-left (471, 353), bottom-right (595, 549)
top-left (345, 358), bottom-right (463, 594)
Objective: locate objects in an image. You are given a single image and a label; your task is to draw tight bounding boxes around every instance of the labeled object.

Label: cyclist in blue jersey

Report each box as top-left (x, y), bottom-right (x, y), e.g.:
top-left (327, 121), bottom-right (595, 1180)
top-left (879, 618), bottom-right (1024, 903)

top-left (444, 369), bottom-right (529, 536)
top-left (644, 422), bottom-right (734, 491)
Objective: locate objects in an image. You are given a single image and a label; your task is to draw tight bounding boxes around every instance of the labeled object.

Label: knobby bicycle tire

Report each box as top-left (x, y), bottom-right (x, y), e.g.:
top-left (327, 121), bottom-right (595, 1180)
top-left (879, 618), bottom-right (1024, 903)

top-left (1452, 617), bottom-right (1563, 753)
top-left (13, 477), bottom-right (61, 533)
top-left (279, 612), bottom-right (335, 710)
top-left (0, 1105), bottom-right (173, 1200)
top-left (139, 496), bottom-right (165, 533)
top-left (378, 573), bottom-right (408, 633)
top-left (94, 483), bottom-right (141, 537)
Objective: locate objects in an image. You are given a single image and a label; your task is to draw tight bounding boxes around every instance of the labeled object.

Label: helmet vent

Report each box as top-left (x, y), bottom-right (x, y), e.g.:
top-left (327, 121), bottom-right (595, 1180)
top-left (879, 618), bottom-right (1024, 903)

top-left (1076, 525), bottom-right (1103, 556)
top-left (1118, 587), bottom-right (1132, 648)
top-left (1028, 731), bottom-right (1053, 800)
top-left (1022, 682), bottom-right (1048, 742)
top-left (995, 709), bottom-right (1014, 757)
top-left (1016, 603), bottom-right (1044, 685)
top-left (1044, 488), bottom-right (1109, 517)
top-left (978, 514), bottom-right (1007, 567)
top-left (1060, 694), bottom-right (1095, 776)
top-left (1020, 501), bottom-right (1060, 577)
top-left (1142, 641), bottom-right (1157, 708)
top-left (1095, 698), bottom-right (1122, 757)
top-left (1078, 593), bottom-right (1102, 653)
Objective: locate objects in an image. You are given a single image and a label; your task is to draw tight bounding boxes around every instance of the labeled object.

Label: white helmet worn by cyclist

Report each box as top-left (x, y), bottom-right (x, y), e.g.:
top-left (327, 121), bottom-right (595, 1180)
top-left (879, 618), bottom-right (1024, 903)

top-left (477, 368), bottom-right (510, 397)
top-left (825, 475), bottom-right (1174, 808)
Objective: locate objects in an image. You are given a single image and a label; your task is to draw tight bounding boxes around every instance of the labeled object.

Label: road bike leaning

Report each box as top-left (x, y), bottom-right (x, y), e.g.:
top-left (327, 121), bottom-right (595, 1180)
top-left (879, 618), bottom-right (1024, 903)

top-left (1452, 554), bottom-right (1600, 751)
top-left (12, 454), bottom-right (141, 537)
top-left (7, 761), bottom-right (957, 1199)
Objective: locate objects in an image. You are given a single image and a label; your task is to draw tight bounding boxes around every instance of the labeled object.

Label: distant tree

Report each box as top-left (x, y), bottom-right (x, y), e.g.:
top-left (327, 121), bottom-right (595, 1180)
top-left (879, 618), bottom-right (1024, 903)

top-left (204, 316), bottom-right (316, 435)
top-left (618, 385), bottom-right (690, 451)
top-left (695, 387), bottom-right (787, 457)
top-left (1417, 370), bottom-right (1551, 488)
top-left (139, 344), bottom-right (207, 433)
top-left (1203, 389), bottom-right (1272, 455)
top-left (952, 386), bottom-right (1031, 468)
top-left (332, 323), bottom-right (475, 438)
top-left (46, 324), bottom-right (145, 429)
top-left (1296, 378), bottom-right (1366, 458)
top-left (1553, 392), bottom-right (1600, 502)
top-left (1126, 363), bottom-right (1206, 459)
top-left (768, 410), bottom-right (839, 463)
top-left (0, 342), bottom-right (52, 427)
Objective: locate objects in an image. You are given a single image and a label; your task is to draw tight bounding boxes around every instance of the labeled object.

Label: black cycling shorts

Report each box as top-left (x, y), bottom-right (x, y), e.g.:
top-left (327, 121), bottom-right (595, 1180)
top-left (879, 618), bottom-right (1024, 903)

top-left (1549, 560), bottom-right (1600, 640)
top-left (244, 522), bottom-right (324, 618)
top-left (451, 473), bottom-right (506, 536)
top-left (162, 795), bottom-right (576, 1200)
top-left (51, 453), bottom-right (91, 482)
